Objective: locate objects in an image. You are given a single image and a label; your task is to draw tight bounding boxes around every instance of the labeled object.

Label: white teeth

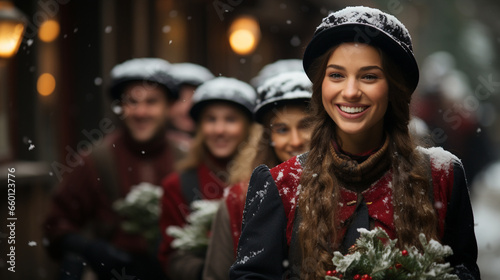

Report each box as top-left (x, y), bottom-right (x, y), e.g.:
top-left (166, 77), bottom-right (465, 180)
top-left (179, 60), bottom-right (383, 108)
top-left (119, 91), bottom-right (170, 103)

top-left (340, 106), bottom-right (366, 114)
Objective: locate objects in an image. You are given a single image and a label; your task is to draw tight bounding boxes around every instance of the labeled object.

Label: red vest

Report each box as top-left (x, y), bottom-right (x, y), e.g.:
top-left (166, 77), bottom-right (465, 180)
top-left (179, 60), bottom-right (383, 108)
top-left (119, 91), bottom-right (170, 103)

top-left (270, 148), bottom-right (455, 246)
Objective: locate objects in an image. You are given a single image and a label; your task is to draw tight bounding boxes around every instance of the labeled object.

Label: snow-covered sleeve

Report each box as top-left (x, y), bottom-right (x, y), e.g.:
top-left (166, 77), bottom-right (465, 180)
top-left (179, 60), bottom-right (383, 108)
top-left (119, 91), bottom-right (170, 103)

top-left (230, 165), bottom-right (288, 279)
top-left (443, 161), bottom-right (480, 279)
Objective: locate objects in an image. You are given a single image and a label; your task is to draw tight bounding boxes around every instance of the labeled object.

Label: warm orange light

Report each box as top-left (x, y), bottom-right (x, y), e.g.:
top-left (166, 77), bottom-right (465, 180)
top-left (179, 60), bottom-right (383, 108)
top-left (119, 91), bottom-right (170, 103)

top-left (37, 73), bottom-right (56, 96)
top-left (228, 16), bottom-right (260, 55)
top-left (0, 21), bottom-right (23, 57)
top-left (38, 20), bottom-right (60, 42)
top-left (0, 2), bottom-right (26, 58)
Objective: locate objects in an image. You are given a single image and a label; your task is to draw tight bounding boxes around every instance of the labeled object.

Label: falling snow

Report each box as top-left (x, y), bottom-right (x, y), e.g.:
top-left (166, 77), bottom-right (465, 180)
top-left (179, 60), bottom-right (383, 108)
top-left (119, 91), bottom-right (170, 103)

top-left (162, 25), bottom-right (171, 33)
top-left (434, 201), bottom-right (444, 209)
top-left (290, 35), bottom-right (301, 47)
top-left (112, 105), bottom-right (122, 115)
top-left (94, 77), bottom-right (103, 86)
top-left (28, 241), bottom-right (37, 246)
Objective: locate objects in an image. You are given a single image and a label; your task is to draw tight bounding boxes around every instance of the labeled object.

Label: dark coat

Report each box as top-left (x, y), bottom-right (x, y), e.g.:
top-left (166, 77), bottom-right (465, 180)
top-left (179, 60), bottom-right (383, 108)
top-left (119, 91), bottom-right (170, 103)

top-left (230, 147), bottom-right (480, 280)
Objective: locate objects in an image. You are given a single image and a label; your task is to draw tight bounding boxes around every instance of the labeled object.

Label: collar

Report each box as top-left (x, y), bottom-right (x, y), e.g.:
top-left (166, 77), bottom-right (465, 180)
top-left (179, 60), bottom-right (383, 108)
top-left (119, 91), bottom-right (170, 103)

top-left (329, 136), bottom-right (391, 192)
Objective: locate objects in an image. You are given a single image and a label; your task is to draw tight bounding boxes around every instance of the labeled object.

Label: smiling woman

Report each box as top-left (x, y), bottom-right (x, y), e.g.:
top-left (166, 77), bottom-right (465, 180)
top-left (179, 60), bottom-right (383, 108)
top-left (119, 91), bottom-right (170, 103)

top-left (200, 102), bottom-right (249, 160)
top-left (321, 43), bottom-right (389, 154)
top-left (231, 6), bottom-right (480, 280)
top-left (159, 76), bottom-right (257, 280)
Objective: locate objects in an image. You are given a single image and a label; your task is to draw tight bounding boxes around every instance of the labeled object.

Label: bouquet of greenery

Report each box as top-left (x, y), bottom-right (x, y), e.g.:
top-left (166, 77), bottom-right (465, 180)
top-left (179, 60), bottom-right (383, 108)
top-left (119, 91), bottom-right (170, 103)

top-left (325, 227), bottom-right (458, 280)
top-left (113, 182), bottom-right (163, 251)
top-left (166, 199), bottom-right (220, 254)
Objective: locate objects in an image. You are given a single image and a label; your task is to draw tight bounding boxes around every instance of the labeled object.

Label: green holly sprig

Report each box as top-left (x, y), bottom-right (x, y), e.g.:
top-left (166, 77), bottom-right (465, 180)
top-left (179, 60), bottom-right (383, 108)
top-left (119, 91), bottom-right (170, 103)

top-left (325, 227), bottom-right (459, 280)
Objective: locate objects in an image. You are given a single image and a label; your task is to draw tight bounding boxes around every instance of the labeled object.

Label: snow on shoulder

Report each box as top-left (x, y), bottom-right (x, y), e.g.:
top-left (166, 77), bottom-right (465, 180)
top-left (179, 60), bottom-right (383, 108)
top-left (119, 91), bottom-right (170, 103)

top-left (417, 146), bottom-right (461, 172)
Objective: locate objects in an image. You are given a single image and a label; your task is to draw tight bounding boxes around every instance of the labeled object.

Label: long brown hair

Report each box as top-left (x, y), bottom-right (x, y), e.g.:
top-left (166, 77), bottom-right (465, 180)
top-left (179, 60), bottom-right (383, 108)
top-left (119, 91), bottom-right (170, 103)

top-left (227, 123), bottom-right (267, 185)
top-left (298, 46), bottom-right (438, 279)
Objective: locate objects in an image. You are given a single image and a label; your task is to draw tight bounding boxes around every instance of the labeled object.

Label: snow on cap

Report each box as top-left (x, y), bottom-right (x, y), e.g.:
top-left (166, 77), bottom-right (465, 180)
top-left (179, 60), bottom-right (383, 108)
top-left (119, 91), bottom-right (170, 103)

top-left (109, 58), bottom-right (177, 100)
top-left (303, 6), bottom-right (419, 93)
top-left (169, 63), bottom-right (215, 88)
top-left (250, 59), bottom-right (304, 88)
top-left (190, 77), bottom-right (257, 121)
top-left (254, 71), bottom-right (312, 123)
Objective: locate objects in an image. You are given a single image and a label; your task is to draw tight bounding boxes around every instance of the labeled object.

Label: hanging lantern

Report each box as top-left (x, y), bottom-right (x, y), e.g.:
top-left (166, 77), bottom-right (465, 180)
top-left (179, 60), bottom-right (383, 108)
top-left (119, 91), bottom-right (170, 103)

top-left (0, 1), bottom-right (26, 58)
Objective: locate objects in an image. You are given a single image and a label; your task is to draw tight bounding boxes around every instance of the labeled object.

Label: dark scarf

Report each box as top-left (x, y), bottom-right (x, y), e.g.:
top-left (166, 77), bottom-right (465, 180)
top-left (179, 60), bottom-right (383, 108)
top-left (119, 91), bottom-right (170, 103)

top-left (329, 136), bottom-right (391, 193)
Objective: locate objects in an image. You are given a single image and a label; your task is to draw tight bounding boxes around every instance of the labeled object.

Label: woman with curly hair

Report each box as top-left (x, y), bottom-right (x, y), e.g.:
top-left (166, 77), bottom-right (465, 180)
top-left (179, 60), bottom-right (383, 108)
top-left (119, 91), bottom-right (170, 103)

top-left (230, 6), bottom-right (479, 280)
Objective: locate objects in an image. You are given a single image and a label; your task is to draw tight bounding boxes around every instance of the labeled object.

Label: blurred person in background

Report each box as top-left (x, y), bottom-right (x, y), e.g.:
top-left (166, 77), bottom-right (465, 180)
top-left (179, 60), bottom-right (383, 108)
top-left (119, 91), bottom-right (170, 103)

top-left (159, 77), bottom-right (257, 280)
top-left (202, 70), bottom-right (313, 280)
top-left (43, 58), bottom-right (176, 280)
top-left (167, 63), bottom-right (215, 161)
top-left (413, 51), bottom-right (497, 184)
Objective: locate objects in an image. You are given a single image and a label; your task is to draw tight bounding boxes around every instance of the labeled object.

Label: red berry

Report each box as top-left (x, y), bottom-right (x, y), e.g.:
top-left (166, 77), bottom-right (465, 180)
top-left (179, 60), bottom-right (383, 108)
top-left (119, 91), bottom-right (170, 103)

top-left (326, 270), bottom-right (333, 276)
top-left (361, 275), bottom-right (369, 280)
top-left (338, 274), bottom-right (343, 278)
top-left (396, 263), bottom-right (402, 269)
top-left (332, 270), bottom-right (337, 275)
top-left (402, 250), bottom-right (408, 256)
top-left (353, 275), bottom-right (361, 280)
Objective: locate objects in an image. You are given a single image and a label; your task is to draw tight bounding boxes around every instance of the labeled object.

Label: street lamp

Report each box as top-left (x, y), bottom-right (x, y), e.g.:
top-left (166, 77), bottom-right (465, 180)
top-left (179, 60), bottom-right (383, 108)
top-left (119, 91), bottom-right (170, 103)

top-left (0, 1), bottom-right (26, 59)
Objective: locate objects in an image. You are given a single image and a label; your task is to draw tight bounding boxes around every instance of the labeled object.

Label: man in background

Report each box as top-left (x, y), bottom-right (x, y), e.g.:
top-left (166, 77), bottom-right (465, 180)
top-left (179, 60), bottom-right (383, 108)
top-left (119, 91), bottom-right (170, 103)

top-left (43, 58), bottom-right (176, 280)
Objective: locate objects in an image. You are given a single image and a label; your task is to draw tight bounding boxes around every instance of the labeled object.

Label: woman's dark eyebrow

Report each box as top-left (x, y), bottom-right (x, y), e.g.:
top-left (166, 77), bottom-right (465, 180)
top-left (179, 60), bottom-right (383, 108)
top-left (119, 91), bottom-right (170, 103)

top-left (326, 64), bottom-right (383, 72)
top-left (359, 65), bottom-right (383, 72)
top-left (326, 64), bottom-right (345, 71)
top-left (271, 122), bottom-right (287, 127)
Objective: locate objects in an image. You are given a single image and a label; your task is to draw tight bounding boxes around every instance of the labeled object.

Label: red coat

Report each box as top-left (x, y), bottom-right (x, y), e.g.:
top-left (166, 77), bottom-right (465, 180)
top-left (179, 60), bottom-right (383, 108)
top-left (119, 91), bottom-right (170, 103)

top-left (158, 163), bottom-right (226, 265)
top-left (44, 129), bottom-right (175, 255)
top-left (224, 182), bottom-right (247, 256)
